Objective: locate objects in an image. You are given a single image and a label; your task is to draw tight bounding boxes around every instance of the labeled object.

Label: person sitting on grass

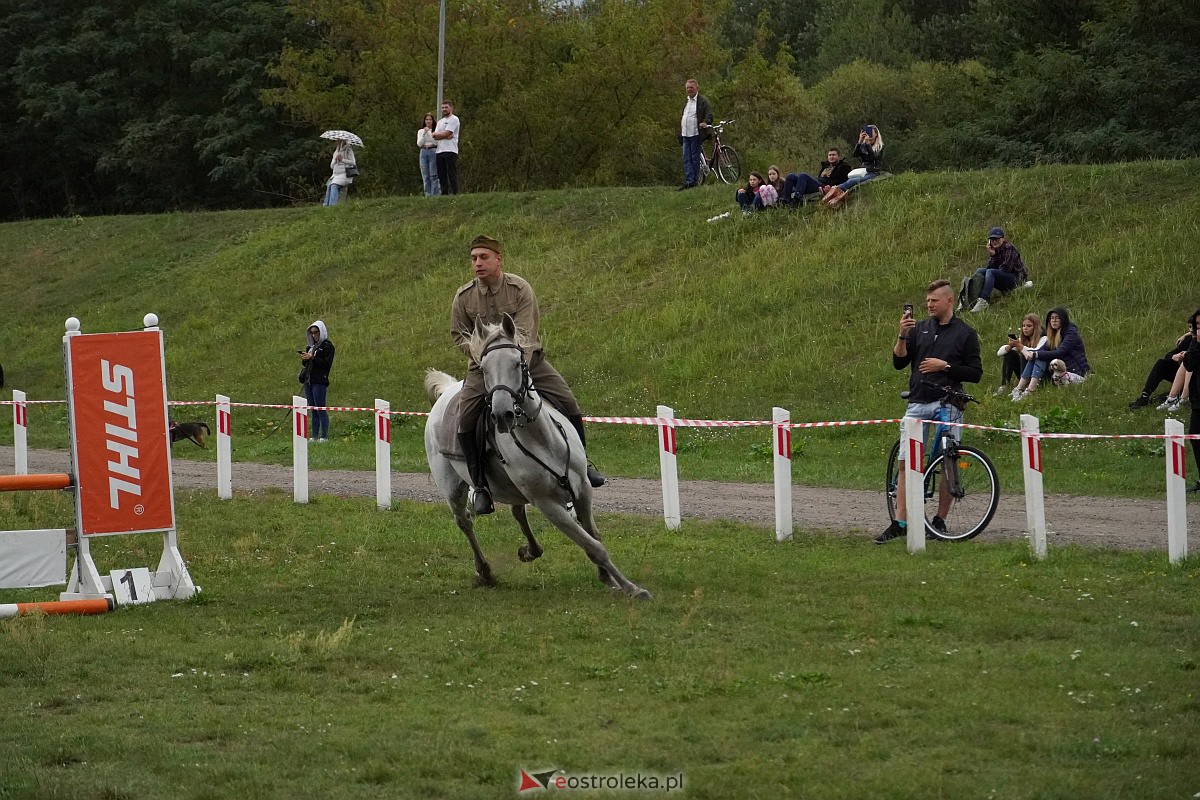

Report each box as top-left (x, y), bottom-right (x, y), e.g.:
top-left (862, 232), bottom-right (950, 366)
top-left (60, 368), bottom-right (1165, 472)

top-left (968, 228), bottom-right (1029, 313)
top-left (1017, 307), bottom-right (1090, 399)
top-left (1182, 318), bottom-right (1200, 492)
top-left (735, 172), bottom-right (778, 214)
top-left (1128, 309), bottom-right (1197, 411)
top-left (783, 147), bottom-right (852, 206)
top-left (823, 124), bottom-right (884, 207)
top-left (994, 313), bottom-right (1045, 396)
top-left (765, 165), bottom-right (786, 198)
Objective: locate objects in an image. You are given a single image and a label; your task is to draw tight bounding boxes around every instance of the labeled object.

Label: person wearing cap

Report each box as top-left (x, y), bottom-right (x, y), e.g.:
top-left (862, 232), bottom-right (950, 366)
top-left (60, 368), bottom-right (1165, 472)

top-left (968, 227), bottom-right (1028, 313)
top-left (450, 235), bottom-right (606, 515)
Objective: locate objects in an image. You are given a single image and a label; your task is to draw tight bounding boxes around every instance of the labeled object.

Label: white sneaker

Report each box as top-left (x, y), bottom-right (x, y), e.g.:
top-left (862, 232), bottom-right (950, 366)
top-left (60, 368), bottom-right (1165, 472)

top-left (1165, 398), bottom-right (1186, 412)
top-left (969, 298), bottom-right (990, 313)
top-left (1010, 388), bottom-right (1023, 401)
top-left (1014, 390), bottom-right (1033, 402)
top-left (1158, 396), bottom-right (1178, 411)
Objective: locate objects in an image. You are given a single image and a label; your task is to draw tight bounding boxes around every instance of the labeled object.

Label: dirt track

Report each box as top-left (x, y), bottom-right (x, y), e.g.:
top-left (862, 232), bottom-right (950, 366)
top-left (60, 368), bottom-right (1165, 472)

top-left (5, 446), bottom-right (1196, 553)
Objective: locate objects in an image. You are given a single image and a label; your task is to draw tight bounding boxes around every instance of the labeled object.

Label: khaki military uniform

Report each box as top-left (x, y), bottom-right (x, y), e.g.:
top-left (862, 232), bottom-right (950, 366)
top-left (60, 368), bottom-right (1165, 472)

top-left (451, 272), bottom-right (581, 433)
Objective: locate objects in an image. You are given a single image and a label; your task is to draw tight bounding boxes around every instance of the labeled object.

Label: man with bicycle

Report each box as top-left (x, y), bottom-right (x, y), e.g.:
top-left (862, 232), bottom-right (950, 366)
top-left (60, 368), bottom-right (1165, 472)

top-left (877, 279), bottom-right (982, 544)
top-left (678, 78), bottom-right (712, 190)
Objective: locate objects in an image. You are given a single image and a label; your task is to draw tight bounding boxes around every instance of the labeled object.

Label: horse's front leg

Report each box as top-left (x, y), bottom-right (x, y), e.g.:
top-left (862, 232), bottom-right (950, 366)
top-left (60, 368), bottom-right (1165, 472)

top-left (511, 504), bottom-right (543, 562)
top-left (537, 500), bottom-right (651, 600)
top-left (449, 483), bottom-right (496, 587)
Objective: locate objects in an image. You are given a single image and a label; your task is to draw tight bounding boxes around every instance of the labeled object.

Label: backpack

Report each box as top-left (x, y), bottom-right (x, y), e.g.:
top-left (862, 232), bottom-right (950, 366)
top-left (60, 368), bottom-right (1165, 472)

top-left (958, 273), bottom-right (985, 311)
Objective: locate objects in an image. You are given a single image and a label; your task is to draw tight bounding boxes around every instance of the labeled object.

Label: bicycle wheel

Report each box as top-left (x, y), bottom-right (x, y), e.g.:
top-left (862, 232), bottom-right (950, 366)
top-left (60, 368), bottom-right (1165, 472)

top-left (715, 145), bottom-right (741, 184)
top-left (922, 445), bottom-right (999, 541)
top-left (697, 153), bottom-right (711, 186)
top-left (885, 439), bottom-right (901, 521)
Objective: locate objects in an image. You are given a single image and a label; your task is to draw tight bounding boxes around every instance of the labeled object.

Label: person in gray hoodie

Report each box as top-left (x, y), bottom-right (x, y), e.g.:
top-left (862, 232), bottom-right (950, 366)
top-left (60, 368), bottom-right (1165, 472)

top-left (298, 320), bottom-right (335, 441)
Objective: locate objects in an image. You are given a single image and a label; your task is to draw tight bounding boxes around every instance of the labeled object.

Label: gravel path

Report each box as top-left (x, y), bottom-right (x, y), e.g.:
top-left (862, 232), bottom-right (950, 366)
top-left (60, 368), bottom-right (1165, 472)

top-left (6, 446), bottom-right (1195, 553)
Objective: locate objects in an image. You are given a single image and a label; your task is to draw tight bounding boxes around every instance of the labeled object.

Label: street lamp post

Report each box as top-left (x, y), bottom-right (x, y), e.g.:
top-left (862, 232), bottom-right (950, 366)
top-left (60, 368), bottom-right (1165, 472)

top-left (437, 0), bottom-right (446, 111)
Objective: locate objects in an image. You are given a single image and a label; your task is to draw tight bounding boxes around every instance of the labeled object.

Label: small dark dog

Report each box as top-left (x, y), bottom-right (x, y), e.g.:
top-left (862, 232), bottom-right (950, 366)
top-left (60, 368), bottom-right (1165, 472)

top-left (170, 421), bottom-right (211, 448)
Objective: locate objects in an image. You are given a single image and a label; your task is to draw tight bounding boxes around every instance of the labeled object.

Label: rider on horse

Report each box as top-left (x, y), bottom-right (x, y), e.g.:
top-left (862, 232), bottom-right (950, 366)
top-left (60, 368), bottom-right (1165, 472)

top-left (451, 234), bottom-right (606, 515)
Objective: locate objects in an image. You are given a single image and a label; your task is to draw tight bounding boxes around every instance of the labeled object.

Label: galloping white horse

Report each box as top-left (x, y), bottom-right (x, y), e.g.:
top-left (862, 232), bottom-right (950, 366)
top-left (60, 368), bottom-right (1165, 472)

top-left (424, 315), bottom-right (651, 599)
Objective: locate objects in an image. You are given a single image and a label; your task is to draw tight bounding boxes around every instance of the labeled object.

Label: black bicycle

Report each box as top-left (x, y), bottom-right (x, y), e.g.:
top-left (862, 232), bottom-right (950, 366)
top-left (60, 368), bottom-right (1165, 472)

top-left (885, 384), bottom-right (1000, 541)
top-left (698, 120), bottom-right (741, 185)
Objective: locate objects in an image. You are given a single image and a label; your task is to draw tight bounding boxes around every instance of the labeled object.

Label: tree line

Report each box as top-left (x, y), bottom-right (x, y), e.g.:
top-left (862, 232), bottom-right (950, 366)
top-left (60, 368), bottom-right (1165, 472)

top-left (2, 0), bottom-right (1196, 221)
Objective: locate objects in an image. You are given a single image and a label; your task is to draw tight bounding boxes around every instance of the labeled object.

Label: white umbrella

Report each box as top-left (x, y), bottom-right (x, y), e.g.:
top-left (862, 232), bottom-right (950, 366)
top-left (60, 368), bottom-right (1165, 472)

top-left (320, 130), bottom-right (364, 148)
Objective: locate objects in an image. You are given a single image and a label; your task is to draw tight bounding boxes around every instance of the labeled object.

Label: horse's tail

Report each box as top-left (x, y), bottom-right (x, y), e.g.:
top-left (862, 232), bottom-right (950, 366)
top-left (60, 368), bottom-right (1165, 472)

top-left (424, 368), bottom-right (458, 404)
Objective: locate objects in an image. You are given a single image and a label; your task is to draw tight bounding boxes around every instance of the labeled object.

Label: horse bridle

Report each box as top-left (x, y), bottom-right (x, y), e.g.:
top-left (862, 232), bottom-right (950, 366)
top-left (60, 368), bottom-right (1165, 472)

top-left (481, 340), bottom-right (542, 423)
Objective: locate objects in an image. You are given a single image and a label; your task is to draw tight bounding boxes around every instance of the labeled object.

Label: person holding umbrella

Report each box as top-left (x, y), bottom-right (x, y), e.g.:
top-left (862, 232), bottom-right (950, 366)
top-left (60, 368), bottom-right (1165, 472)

top-left (320, 130), bottom-right (362, 206)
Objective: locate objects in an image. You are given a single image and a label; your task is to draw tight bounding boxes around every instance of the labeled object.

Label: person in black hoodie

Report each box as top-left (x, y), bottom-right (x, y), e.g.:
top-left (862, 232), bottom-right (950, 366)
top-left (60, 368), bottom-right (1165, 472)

top-left (1019, 306), bottom-right (1089, 398)
top-left (782, 147), bottom-right (852, 206)
top-left (824, 124), bottom-right (884, 207)
top-left (1180, 310), bottom-right (1200, 492)
top-left (298, 320), bottom-right (335, 442)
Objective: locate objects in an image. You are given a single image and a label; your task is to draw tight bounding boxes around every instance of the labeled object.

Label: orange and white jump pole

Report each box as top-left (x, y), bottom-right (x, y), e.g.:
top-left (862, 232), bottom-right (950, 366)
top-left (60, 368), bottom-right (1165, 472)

top-left (0, 597), bottom-right (113, 619)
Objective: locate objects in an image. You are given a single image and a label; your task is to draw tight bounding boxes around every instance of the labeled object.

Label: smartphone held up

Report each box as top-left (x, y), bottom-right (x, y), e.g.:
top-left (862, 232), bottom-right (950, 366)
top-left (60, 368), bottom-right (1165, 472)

top-left (903, 303), bottom-right (914, 319)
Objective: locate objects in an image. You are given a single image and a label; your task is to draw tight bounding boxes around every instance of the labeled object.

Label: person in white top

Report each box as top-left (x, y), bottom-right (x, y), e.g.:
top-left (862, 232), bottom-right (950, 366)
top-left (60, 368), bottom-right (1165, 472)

top-left (322, 141), bottom-right (356, 206)
top-left (678, 78), bottom-right (712, 190)
top-left (417, 112), bottom-right (441, 197)
top-left (433, 100), bottom-right (461, 195)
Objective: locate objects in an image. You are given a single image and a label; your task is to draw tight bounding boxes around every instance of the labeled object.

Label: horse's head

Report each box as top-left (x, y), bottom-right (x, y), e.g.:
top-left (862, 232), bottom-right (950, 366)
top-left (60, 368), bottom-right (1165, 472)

top-left (472, 314), bottom-right (532, 434)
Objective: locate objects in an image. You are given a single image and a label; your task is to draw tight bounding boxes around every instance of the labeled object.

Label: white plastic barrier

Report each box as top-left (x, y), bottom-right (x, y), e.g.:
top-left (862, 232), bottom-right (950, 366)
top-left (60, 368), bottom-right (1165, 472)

top-left (375, 399), bottom-right (391, 510)
top-left (657, 405), bottom-right (681, 530)
top-left (773, 407), bottom-right (792, 542)
top-left (12, 389), bottom-right (28, 475)
top-left (293, 395), bottom-right (308, 504)
top-left (1020, 414), bottom-right (1048, 560)
top-left (216, 394), bottom-right (232, 500)
top-left (903, 416), bottom-right (926, 554)
top-left (1164, 418), bottom-right (1188, 564)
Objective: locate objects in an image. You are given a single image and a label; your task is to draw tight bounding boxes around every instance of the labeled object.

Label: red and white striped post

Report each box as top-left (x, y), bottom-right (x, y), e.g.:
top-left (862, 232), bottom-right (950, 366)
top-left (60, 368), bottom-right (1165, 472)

top-left (1020, 414), bottom-right (1047, 560)
top-left (903, 416), bottom-right (926, 554)
top-left (215, 394), bottom-right (232, 500)
top-left (375, 399), bottom-right (391, 510)
top-left (293, 395), bottom-right (309, 504)
top-left (1164, 418), bottom-right (1188, 564)
top-left (773, 407), bottom-right (792, 542)
top-left (12, 389), bottom-right (28, 475)
top-left (657, 404), bottom-right (681, 530)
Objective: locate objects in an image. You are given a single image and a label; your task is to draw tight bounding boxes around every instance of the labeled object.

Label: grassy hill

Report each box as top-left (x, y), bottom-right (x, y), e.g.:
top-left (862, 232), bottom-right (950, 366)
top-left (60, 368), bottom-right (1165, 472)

top-left (2, 160), bottom-right (1198, 497)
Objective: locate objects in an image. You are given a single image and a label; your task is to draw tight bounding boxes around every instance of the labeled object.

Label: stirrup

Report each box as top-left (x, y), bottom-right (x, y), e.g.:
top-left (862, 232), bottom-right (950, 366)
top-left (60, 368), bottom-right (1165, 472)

top-left (471, 486), bottom-right (495, 515)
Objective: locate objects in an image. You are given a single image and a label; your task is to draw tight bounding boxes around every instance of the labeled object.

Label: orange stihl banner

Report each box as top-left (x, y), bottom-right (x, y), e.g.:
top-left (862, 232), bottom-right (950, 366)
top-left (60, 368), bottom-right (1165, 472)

top-left (66, 331), bottom-right (175, 536)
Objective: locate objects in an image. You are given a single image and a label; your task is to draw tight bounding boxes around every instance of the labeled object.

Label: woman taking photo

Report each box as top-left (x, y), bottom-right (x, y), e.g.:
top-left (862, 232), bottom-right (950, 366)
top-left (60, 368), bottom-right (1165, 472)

top-left (417, 113), bottom-right (440, 197)
top-left (995, 313), bottom-right (1044, 396)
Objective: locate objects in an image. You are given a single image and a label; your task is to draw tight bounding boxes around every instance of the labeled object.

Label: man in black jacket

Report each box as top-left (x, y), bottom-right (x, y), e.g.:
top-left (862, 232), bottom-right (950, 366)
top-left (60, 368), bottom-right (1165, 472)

top-left (877, 280), bottom-right (983, 544)
top-left (678, 78), bottom-right (712, 190)
top-left (783, 148), bottom-right (852, 205)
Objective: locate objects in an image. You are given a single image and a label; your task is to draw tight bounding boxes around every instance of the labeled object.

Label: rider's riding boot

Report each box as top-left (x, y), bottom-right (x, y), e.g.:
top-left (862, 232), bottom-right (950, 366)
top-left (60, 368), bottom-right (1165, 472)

top-left (567, 415), bottom-right (606, 488)
top-left (457, 431), bottom-right (494, 515)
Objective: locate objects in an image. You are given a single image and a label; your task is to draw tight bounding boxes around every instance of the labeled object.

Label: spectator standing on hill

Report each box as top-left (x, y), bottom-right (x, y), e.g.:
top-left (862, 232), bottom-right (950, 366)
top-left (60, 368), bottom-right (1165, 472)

top-left (433, 100), bottom-right (461, 195)
top-left (877, 280), bottom-right (982, 545)
top-left (969, 228), bottom-right (1028, 313)
top-left (783, 148), bottom-right (852, 205)
top-left (678, 78), bottom-right (712, 190)
top-left (417, 112), bottom-right (440, 197)
top-left (1128, 309), bottom-right (1196, 411)
top-left (298, 321), bottom-right (335, 442)
top-left (823, 125), bottom-right (884, 207)
top-left (450, 235), bottom-right (606, 516)
top-left (322, 140), bottom-right (356, 206)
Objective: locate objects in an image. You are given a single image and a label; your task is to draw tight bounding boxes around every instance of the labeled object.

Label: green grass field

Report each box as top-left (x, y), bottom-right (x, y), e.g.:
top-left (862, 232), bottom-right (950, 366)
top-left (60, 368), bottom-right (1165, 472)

top-left (1, 492), bottom-right (1198, 799)
top-left (1, 160), bottom-right (1199, 498)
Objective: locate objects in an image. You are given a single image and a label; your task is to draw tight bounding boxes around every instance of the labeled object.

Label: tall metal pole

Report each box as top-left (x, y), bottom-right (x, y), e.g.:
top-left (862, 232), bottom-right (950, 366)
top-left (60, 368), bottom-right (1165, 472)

top-left (437, 0), bottom-right (446, 111)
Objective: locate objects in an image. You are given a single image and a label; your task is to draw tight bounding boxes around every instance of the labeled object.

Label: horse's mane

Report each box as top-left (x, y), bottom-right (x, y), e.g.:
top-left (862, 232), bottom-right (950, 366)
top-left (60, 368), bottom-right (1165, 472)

top-left (469, 320), bottom-right (528, 363)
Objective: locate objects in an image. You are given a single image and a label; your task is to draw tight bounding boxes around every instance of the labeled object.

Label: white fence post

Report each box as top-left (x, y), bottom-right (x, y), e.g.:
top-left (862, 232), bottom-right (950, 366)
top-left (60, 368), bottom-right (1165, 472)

top-left (903, 416), bottom-right (926, 554)
top-left (1165, 418), bottom-right (1188, 564)
top-left (772, 407), bottom-right (792, 542)
top-left (216, 394), bottom-right (232, 500)
top-left (12, 389), bottom-right (28, 475)
top-left (375, 399), bottom-right (391, 511)
top-left (1020, 414), bottom-right (1048, 560)
top-left (293, 395), bottom-right (309, 504)
top-left (657, 404), bottom-right (681, 531)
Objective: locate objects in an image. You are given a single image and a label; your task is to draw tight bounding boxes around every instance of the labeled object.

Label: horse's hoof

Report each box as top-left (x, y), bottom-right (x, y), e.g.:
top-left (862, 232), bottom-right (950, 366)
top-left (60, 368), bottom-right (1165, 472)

top-left (517, 545), bottom-right (541, 562)
top-left (633, 588), bottom-right (653, 601)
top-left (473, 572), bottom-right (497, 588)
